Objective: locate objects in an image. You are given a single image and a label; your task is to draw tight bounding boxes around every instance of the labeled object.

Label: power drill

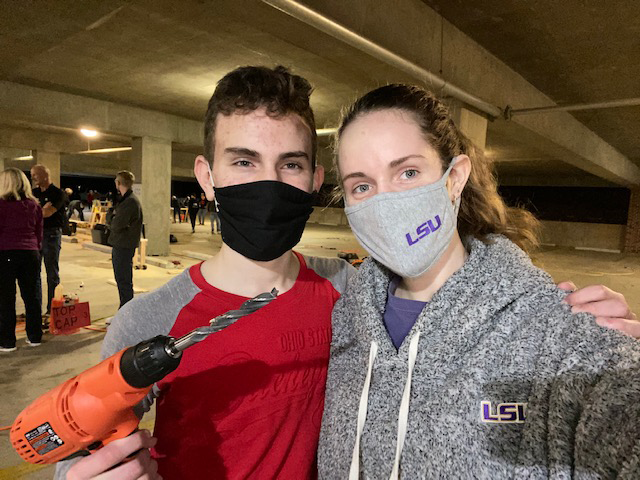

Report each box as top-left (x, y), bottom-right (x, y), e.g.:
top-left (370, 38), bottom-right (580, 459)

top-left (10, 289), bottom-right (277, 465)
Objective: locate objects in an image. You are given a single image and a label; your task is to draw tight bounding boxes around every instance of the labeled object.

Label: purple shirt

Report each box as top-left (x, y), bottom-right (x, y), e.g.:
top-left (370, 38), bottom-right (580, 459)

top-left (0, 198), bottom-right (43, 251)
top-left (383, 276), bottom-right (427, 349)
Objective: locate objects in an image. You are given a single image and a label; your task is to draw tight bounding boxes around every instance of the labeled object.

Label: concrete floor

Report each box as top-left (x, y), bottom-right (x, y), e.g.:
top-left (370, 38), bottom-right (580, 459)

top-left (1, 220), bottom-right (638, 479)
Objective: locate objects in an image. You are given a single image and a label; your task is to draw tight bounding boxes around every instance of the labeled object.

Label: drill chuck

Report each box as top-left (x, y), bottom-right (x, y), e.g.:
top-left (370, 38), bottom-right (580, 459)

top-left (119, 336), bottom-right (182, 389)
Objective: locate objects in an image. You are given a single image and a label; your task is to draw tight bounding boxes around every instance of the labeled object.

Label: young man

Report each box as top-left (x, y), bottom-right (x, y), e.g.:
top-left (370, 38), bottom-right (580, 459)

top-left (59, 66), bottom-right (637, 480)
top-left (31, 164), bottom-right (67, 317)
top-left (60, 66), bottom-right (354, 480)
top-left (108, 171), bottom-right (143, 309)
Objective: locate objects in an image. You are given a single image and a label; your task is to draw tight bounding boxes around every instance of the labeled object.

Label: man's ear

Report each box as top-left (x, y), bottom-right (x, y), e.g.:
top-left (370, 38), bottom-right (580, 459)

top-left (194, 155), bottom-right (215, 201)
top-left (312, 165), bottom-right (325, 193)
top-left (447, 154), bottom-right (471, 200)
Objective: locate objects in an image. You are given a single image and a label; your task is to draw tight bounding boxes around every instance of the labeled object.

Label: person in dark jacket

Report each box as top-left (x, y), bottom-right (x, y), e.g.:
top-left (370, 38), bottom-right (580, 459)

top-left (108, 170), bottom-right (143, 309)
top-left (187, 193), bottom-right (199, 233)
top-left (171, 195), bottom-right (181, 223)
top-left (31, 164), bottom-right (67, 316)
top-left (197, 192), bottom-right (208, 225)
top-left (0, 168), bottom-right (43, 352)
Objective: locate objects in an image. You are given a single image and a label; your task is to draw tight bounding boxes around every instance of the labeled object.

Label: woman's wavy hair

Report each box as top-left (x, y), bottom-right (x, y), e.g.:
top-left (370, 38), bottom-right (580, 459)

top-left (334, 84), bottom-right (540, 252)
top-left (0, 167), bottom-right (36, 202)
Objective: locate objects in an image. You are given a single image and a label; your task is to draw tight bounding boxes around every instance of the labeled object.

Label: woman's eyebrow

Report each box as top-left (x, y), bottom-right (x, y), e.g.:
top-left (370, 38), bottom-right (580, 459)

top-left (342, 171), bottom-right (368, 183)
top-left (389, 155), bottom-right (425, 168)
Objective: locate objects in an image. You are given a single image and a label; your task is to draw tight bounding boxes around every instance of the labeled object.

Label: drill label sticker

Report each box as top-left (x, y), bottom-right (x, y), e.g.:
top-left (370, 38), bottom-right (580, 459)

top-left (25, 422), bottom-right (64, 455)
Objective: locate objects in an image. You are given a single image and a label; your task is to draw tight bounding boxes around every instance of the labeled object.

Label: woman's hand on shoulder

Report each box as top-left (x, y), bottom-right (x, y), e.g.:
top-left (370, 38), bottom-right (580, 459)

top-left (558, 281), bottom-right (639, 338)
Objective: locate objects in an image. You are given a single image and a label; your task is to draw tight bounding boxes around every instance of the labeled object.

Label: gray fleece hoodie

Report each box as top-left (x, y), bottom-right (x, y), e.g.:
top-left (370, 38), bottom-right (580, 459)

top-left (318, 235), bottom-right (640, 479)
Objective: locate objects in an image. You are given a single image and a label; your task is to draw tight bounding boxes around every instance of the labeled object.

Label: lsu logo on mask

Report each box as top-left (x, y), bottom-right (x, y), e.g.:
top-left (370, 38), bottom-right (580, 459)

top-left (405, 215), bottom-right (442, 246)
top-left (481, 401), bottom-right (527, 424)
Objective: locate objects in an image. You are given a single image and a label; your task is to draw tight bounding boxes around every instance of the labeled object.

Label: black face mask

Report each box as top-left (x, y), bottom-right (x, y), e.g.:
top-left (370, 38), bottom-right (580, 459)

top-left (214, 180), bottom-right (314, 261)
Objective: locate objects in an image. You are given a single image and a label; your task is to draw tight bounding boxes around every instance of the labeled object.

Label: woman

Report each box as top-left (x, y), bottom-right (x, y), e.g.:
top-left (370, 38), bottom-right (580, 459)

top-left (318, 85), bottom-right (640, 478)
top-left (197, 192), bottom-right (208, 226)
top-left (0, 168), bottom-right (43, 352)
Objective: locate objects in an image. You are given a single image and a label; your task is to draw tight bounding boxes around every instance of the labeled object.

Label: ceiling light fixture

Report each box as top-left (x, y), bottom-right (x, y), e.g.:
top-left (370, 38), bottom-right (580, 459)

top-left (80, 128), bottom-right (98, 138)
top-left (14, 155), bottom-right (33, 161)
top-left (77, 147), bottom-right (132, 154)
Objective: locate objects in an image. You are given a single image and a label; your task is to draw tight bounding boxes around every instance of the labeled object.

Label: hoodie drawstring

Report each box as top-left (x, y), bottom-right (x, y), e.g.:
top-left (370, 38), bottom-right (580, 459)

top-left (389, 331), bottom-right (421, 480)
top-left (350, 340), bottom-right (379, 480)
top-left (349, 332), bottom-right (421, 480)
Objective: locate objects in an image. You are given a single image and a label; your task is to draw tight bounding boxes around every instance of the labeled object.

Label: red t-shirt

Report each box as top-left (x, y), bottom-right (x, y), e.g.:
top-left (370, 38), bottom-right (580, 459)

top-left (152, 253), bottom-right (341, 479)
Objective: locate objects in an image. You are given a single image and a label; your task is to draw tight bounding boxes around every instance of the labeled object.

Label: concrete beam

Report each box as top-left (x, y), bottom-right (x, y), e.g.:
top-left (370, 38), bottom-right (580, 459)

top-left (0, 81), bottom-right (203, 146)
top-left (0, 125), bottom-right (127, 154)
top-left (299, 0), bottom-right (640, 186)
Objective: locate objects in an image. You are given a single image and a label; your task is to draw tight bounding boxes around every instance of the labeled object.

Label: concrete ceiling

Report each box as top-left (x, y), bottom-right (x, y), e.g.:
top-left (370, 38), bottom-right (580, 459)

top-left (423, 0), bottom-right (640, 164)
top-left (1, 0), bottom-right (638, 186)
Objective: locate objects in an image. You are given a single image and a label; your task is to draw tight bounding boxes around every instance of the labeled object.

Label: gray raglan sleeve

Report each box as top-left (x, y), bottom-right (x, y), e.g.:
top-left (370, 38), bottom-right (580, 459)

top-left (54, 270), bottom-right (201, 479)
top-left (303, 255), bottom-right (356, 295)
top-left (544, 309), bottom-right (640, 479)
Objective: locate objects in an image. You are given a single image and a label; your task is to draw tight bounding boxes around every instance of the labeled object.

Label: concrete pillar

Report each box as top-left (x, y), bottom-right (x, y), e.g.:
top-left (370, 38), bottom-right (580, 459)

top-left (449, 102), bottom-right (488, 151)
top-left (624, 188), bottom-right (640, 253)
top-left (33, 150), bottom-right (61, 186)
top-left (131, 136), bottom-right (172, 256)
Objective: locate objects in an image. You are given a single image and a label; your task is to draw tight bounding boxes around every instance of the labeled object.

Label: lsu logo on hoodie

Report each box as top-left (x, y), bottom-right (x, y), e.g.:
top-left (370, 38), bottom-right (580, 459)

top-left (481, 401), bottom-right (527, 424)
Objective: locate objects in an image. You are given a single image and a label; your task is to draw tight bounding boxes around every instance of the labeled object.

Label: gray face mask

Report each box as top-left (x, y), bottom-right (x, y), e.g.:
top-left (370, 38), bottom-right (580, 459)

top-left (345, 161), bottom-right (460, 278)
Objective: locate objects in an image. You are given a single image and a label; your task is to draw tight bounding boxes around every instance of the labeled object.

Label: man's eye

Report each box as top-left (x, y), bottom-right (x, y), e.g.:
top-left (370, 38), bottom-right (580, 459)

top-left (400, 169), bottom-right (418, 179)
top-left (353, 184), bottom-right (370, 194)
top-left (234, 160), bottom-right (252, 167)
top-left (283, 162), bottom-right (302, 169)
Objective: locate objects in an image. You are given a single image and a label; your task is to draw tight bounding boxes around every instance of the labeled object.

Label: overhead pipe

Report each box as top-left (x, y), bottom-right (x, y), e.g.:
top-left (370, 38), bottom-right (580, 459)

top-left (506, 97), bottom-right (640, 118)
top-left (260, 0), bottom-right (503, 119)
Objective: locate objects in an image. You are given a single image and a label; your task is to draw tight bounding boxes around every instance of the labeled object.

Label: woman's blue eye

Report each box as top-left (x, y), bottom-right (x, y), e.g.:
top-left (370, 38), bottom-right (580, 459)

top-left (401, 169), bottom-right (418, 179)
top-left (354, 184), bottom-right (370, 194)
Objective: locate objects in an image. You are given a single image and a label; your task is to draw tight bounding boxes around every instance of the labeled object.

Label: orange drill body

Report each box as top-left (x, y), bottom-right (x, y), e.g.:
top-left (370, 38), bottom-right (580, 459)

top-left (10, 348), bottom-right (150, 464)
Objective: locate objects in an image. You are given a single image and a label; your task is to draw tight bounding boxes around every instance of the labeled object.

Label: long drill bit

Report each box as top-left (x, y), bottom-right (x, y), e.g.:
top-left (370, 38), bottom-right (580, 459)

top-left (170, 288), bottom-right (278, 353)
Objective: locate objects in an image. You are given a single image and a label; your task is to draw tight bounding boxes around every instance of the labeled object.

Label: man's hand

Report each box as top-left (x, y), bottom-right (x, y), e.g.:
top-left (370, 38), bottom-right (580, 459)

top-left (559, 281), bottom-right (640, 338)
top-left (42, 201), bottom-right (57, 218)
top-left (66, 430), bottom-right (160, 480)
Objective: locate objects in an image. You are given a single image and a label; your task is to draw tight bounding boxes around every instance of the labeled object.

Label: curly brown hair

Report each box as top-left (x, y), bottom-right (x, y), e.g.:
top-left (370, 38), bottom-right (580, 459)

top-left (203, 65), bottom-right (317, 168)
top-left (335, 84), bottom-right (540, 252)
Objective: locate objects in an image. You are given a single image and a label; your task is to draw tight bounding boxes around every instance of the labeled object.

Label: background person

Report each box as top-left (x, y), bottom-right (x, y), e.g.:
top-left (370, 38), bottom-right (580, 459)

top-left (208, 193), bottom-right (220, 234)
top-left (66, 187), bottom-right (85, 221)
top-left (171, 195), bottom-right (181, 223)
top-left (30, 164), bottom-right (66, 318)
top-left (187, 193), bottom-right (199, 233)
top-left (318, 84), bottom-right (640, 479)
top-left (197, 192), bottom-right (207, 225)
top-left (107, 171), bottom-right (143, 309)
top-left (0, 168), bottom-right (43, 352)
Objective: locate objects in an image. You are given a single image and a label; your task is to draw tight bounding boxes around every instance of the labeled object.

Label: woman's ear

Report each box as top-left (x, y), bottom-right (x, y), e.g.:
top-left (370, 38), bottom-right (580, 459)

top-left (448, 154), bottom-right (471, 200)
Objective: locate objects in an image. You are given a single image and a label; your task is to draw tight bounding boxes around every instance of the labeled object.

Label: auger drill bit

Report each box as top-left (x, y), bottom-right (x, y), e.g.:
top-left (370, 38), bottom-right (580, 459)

top-left (170, 288), bottom-right (278, 353)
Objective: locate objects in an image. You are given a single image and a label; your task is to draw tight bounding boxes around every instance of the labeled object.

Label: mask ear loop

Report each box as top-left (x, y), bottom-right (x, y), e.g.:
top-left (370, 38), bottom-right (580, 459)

top-left (446, 155), bottom-right (462, 214)
top-left (208, 168), bottom-right (220, 212)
